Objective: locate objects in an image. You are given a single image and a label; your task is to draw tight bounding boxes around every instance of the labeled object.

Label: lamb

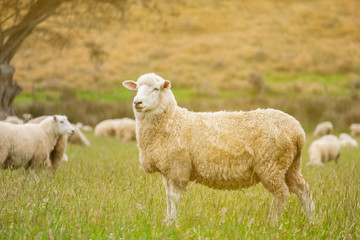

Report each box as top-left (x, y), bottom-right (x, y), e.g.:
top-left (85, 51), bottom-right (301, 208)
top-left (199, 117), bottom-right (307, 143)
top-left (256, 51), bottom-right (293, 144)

top-left (313, 121), bottom-right (333, 137)
top-left (0, 115), bottom-right (74, 169)
top-left (339, 133), bottom-right (358, 148)
top-left (94, 118), bottom-right (136, 142)
top-left (307, 135), bottom-right (341, 166)
top-left (122, 73), bottom-right (314, 226)
top-left (350, 123), bottom-right (360, 137)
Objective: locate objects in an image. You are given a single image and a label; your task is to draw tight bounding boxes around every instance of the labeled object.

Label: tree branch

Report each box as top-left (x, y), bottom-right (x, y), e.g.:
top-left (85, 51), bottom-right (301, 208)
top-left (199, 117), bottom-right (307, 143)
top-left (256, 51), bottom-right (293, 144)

top-left (1, 0), bottom-right (64, 64)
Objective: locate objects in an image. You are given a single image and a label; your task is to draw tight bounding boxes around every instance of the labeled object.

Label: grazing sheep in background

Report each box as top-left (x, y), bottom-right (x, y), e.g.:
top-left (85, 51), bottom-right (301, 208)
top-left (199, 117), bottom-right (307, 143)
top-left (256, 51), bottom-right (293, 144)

top-left (22, 113), bottom-right (33, 123)
top-left (4, 116), bottom-right (23, 124)
top-left (94, 118), bottom-right (136, 142)
top-left (28, 116), bottom-right (90, 146)
top-left (350, 123), bottom-right (360, 137)
top-left (339, 133), bottom-right (358, 148)
top-left (313, 121), bottom-right (333, 137)
top-left (68, 124), bottom-right (90, 146)
top-left (0, 115), bottom-right (74, 169)
top-left (123, 73), bottom-right (314, 226)
top-left (307, 135), bottom-right (341, 166)
top-left (76, 122), bottom-right (93, 132)
top-left (95, 119), bottom-right (121, 137)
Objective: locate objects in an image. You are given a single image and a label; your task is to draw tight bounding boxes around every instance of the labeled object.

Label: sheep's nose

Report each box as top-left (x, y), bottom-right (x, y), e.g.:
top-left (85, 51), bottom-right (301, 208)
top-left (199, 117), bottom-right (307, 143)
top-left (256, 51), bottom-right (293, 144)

top-left (134, 101), bottom-right (142, 107)
top-left (71, 129), bottom-right (75, 135)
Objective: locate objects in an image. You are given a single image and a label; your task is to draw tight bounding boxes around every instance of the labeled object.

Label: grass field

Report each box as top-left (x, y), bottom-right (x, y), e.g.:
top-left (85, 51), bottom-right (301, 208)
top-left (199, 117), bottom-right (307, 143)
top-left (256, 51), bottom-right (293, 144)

top-left (1, 132), bottom-right (359, 239)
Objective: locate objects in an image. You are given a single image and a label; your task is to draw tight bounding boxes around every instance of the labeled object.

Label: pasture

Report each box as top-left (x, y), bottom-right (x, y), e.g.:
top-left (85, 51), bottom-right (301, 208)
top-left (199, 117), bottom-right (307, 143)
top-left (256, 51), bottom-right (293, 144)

top-left (1, 132), bottom-right (359, 239)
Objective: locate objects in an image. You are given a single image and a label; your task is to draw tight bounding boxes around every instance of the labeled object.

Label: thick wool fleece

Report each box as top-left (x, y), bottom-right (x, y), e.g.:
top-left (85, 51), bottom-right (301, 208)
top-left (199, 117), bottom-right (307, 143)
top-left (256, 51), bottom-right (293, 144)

top-left (128, 73), bottom-right (315, 225)
top-left (135, 86), bottom-right (305, 190)
top-left (0, 117), bottom-right (61, 169)
top-left (308, 135), bottom-right (341, 165)
top-left (313, 121), bottom-right (333, 137)
top-left (95, 118), bottom-right (136, 142)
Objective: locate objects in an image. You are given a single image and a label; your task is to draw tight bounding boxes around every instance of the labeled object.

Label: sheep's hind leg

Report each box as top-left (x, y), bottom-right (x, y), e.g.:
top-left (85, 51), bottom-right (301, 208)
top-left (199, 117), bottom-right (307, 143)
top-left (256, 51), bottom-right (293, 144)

top-left (261, 176), bottom-right (289, 227)
top-left (286, 171), bottom-right (315, 223)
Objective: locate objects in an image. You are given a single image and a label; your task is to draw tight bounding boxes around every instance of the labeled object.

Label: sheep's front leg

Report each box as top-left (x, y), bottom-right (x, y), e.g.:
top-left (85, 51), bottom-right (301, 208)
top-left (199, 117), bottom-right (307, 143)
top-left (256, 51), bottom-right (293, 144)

top-left (162, 175), bottom-right (181, 225)
top-left (162, 176), bottom-right (172, 222)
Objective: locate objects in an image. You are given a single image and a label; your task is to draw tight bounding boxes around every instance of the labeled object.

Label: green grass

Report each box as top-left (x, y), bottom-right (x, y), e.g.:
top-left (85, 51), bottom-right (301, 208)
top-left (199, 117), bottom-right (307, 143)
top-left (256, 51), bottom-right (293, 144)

top-left (1, 133), bottom-right (359, 239)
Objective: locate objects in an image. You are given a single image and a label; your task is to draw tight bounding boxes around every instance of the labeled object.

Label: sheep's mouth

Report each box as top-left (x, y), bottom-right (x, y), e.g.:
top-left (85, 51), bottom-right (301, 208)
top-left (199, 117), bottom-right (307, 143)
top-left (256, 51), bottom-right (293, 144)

top-left (135, 106), bottom-right (146, 112)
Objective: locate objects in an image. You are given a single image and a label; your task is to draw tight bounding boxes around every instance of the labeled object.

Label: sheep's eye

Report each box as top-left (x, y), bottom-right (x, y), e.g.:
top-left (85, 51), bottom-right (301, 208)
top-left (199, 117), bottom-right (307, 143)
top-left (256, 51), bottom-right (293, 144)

top-left (60, 121), bottom-right (64, 124)
top-left (153, 88), bottom-right (160, 92)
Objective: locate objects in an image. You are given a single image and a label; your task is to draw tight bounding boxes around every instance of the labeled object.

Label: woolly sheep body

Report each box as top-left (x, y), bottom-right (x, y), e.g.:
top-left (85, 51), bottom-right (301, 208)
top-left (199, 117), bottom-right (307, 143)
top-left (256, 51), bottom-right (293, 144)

top-left (123, 73), bottom-right (314, 226)
top-left (308, 135), bottom-right (341, 166)
top-left (4, 116), bottom-right (23, 124)
top-left (350, 123), bottom-right (360, 137)
top-left (313, 121), bottom-right (333, 137)
top-left (95, 118), bottom-right (136, 142)
top-left (339, 133), bottom-right (358, 148)
top-left (0, 116), bottom-right (74, 169)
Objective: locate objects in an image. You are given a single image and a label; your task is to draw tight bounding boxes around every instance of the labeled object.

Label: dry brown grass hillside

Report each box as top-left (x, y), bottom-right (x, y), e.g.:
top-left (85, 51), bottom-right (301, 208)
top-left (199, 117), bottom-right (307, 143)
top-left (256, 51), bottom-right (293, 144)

top-left (12, 0), bottom-right (360, 93)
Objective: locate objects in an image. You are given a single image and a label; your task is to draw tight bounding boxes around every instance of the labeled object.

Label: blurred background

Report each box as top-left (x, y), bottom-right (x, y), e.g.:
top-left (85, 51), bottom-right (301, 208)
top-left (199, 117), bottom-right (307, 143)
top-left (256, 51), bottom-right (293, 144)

top-left (1, 0), bottom-right (360, 131)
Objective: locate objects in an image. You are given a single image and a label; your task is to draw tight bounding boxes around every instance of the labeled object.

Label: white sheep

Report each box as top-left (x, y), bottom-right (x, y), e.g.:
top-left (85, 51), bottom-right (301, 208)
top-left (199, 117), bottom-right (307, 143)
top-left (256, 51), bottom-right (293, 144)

top-left (339, 133), bottom-right (358, 148)
top-left (4, 116), bottom-right (23, 124)
top-left (123, 73), bottom-right (314, 226)
top-left (94, 118), bottom-right (136, 142)
top-left (28, 116), bottom-right (90, 146)
top-left (350, 123), bottom-right (360, 137)
top-left (307, 135), bottom-right (341, 166)
top-left (313, 121), bottom-right (333, 137)
top-left (0, 115), bottom-right (74, 169)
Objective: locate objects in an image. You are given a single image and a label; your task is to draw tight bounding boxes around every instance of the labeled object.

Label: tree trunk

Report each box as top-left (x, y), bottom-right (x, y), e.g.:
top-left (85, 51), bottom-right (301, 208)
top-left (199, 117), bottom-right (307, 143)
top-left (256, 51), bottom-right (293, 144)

top-left (0, 64), bottom-right (22, 120)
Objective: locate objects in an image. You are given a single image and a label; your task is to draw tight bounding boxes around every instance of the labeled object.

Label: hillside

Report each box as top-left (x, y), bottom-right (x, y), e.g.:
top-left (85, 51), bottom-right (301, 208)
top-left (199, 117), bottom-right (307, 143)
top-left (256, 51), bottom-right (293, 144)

top-left (12, 0), bottom-right (360, 93)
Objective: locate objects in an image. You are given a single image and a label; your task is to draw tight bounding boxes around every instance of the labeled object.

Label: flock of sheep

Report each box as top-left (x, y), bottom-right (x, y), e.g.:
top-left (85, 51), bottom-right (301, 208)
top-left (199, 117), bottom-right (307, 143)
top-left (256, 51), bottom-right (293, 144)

top-left (1, 113), bottom-right (136, 170)
top-left (308, 121), bottom-right (359, 166)
top-left (1, 72), bottom-right (359, 226)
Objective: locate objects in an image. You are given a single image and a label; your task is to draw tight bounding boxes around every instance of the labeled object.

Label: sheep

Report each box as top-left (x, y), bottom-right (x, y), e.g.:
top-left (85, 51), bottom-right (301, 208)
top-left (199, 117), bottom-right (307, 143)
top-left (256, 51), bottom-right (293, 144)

top-left (307, 135), bottom-right (341, 166)
top-left (68, 124), bottom-right (90, 146)
top-left (28, 116), bottom-right (90, 146)
top-left (350, 123), bottom-right (360, 137)
top-left (4, 116), bottom-right (23, 124)
top-left (94, 118), bottom-right (136, 142)
top-left (313, 121), bottom-right (333, 137)
top-left (339, 133), bottom-right (358, 148)
top-left (22, 113), bottom-right (33, 123)
top-left (122, 73), bottom-right (314, 226)
top-left (0, 115), bottom-right (74, 169)
top-left (23, 115), bottom-right (70, 166)
top-left (76, 122), bottom-right (93, 132)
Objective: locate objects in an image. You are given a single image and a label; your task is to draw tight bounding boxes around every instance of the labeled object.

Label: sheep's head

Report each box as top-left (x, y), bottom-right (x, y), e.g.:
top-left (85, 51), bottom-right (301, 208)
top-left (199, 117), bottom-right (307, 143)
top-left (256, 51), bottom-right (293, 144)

top-left (123, 73), bottom-right (172, 113)
top-left (54, 115), bottom-right (75, 136)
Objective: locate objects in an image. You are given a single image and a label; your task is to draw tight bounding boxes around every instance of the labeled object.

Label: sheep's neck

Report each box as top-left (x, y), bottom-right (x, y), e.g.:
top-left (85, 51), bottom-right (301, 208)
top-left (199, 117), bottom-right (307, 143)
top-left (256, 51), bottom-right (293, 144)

top-left (42, 125), bottom-right (59, 149)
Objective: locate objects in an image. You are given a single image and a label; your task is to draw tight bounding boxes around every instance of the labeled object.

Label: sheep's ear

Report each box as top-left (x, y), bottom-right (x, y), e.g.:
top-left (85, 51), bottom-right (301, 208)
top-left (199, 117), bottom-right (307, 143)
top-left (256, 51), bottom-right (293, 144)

top-left (163, 80), bottom-right (171, 89)
top-left (53, 116), bottom-right (57, 121)
top-left (123, 80), bottom-right (137, 90)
